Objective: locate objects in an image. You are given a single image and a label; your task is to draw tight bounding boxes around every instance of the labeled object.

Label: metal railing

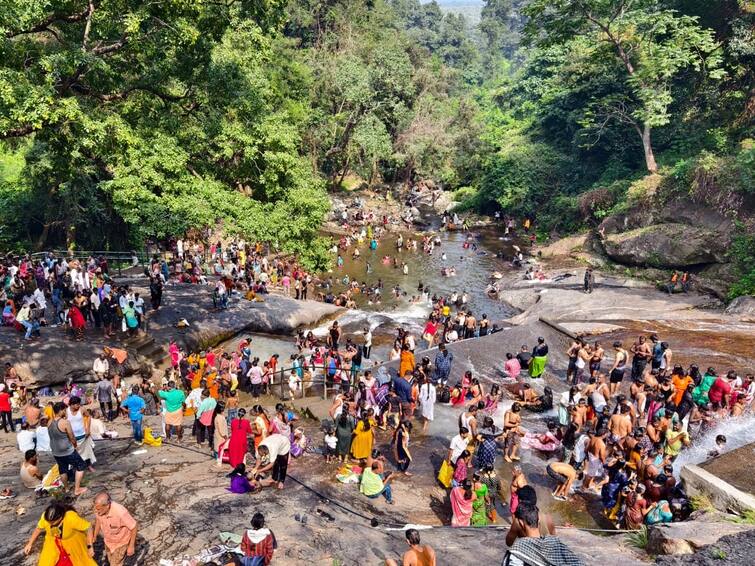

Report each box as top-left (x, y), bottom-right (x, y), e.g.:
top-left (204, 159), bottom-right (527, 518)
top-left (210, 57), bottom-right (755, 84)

top-left (224, 362), bottom-right (390, 403)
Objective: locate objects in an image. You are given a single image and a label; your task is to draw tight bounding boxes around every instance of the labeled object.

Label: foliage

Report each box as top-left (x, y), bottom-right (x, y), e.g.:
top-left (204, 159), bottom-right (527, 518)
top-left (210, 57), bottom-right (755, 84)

top-left (625, 525), bottom-right (649, 550)
top-left (0, 0), bottom-right (333, 268)
top-left (727, 509), bottom-right (755, 525)
top-left (523, 0), bottom-right (725, 173)
top-left (690, 493), bottom-right (715, 512)
top-left (727, 227), bottom-right (755, 300)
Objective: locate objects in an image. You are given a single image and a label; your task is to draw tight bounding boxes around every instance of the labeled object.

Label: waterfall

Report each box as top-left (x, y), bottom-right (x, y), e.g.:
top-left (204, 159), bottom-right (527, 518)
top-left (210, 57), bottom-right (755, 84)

top-left (673, 413), bottom-right (755, 477)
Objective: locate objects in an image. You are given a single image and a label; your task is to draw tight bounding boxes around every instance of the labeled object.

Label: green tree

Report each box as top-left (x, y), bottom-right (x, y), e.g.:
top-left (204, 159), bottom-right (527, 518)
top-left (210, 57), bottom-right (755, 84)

top-left (524, 0), bottom-right (725, 173)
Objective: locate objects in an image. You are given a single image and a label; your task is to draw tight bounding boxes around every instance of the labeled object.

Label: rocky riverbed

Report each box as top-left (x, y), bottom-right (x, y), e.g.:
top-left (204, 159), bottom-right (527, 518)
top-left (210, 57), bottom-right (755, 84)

top-left (0, 282), bottom-right (342, 388)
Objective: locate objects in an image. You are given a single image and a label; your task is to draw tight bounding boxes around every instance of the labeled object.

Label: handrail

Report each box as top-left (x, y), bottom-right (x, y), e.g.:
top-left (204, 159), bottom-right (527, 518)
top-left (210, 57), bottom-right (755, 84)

top-left (202, 362), bottom-right (392, 403)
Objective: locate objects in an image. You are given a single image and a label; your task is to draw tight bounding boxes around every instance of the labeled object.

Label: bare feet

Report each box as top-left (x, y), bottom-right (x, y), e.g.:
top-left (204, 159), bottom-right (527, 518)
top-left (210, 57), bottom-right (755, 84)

top-left (74, 487), bottom-right (88, 496)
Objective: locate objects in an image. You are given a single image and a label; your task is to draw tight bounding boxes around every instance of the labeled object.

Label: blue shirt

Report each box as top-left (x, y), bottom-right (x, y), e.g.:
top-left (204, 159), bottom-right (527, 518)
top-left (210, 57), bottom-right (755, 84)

top-left (392, 376), bottom-right (412, 403)
top-left (122, 394), bottom-right (146, 421)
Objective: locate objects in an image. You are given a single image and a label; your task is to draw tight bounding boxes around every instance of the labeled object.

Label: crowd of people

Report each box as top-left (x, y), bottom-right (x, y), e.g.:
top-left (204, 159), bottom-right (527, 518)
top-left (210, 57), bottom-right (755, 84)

top-left (2, 195), bottom-right (751, 565)
top-left (1, 253), bottom-right (163, 342)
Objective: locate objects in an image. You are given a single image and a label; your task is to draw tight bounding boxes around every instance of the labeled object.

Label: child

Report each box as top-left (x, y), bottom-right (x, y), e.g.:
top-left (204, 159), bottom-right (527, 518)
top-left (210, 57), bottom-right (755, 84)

top-left (708, 434), bottom-right (727, 459)
top-left (324, 428), bottom-right (337, 463)
top-left (226, 390), bottom-right (239, 425)
top-left (384, 389), bottom-right (401, 429)
top-left (288, 369), bottom-right (301, 400)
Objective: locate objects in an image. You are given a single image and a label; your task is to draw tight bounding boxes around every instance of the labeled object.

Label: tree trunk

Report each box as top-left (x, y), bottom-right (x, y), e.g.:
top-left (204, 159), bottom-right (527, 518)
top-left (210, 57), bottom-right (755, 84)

top-left (641, 123), bottom-right (658, 173)
top-left (35, 223), bottom-right (51, 250)
top-left (66, 224), bottom-right (77, 251)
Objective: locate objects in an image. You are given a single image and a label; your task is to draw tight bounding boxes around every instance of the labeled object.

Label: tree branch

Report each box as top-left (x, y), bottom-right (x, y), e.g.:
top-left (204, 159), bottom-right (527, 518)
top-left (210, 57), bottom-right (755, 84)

top-left (4, 9), bottom-right (91, 38)
top-left (0, 124), bottom-right (36, 139)
top-left (70, 83), bottom-right (190, 104)
top-left (82, 1), bottom-right (95, 50)
top-left (91, 37), bottom-right (127, 55)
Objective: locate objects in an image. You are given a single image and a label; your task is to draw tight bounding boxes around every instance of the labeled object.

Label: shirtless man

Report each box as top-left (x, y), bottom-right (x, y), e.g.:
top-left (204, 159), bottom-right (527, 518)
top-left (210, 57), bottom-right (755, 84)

top-left (565, 339), bottom-right (581, 384)
top-left (505, 486), bottom-right (556, 545)
top-left (572, 398), bottom-right (589, 428)
top-left (548, 461), bottom-right (581, 501)
top-left (607, 405), bottom-right (633, 450)
top-left (464, 313), bottom-right (476, 340)
top-left (582, 428), bottom-right (607, 493)
top-left (503, 403), bottom-right (524, 462)
top-left (630, 377), bottom-right (648, 420)
top-left (590, 342), bottom-right (604, 377)
top-left (385, 529), bottom-right (435, 566)
top-left (609, 341), bottom-right (629, 397)
top-left (630, 335), bottom-right (652, 382)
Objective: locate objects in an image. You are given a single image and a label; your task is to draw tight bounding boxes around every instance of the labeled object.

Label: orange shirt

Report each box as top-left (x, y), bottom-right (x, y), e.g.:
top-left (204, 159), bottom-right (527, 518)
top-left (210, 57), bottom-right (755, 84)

top-left (672, 375), bottom-right (693, 406)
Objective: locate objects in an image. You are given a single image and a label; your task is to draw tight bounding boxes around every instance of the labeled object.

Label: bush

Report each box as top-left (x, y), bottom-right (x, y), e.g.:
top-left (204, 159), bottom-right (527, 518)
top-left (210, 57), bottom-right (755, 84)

top-left (727, 226), bottom-right (755, 300)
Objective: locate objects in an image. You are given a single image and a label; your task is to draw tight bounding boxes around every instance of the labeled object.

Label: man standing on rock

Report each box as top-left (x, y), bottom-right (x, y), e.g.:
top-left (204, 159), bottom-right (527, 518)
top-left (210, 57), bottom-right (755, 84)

top-left (582, 429), bottom-right (607, 494)
top-left (529, 337), bottom-right (548, 378)
top-left (433, 344), bottom-right (453, 386)
top-left (93, 491), bottom-right (138, 566)
top-left (94, 375), bottom-right (115, 422)
top-left (630, 335), bottom-right (652, 382)
top-left (49, 401), bottom-right (88, 496)
top-left (584, 267), bottom-right (594, 294)
top-left (158, 381), bottom-right (186, 441)
top-left (121, 386), bottom-right (146, 445)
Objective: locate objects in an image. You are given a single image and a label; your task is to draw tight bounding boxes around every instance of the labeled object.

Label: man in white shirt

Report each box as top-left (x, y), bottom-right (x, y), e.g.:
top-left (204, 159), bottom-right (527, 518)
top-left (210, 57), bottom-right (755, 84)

top-left (93, 353), bottom-right (110, 379)
top-left (363, 327), bottom-right (372, 359)
top-left (254, 433), bottom-right (291, 490)
top-left (447, 428), bottom-right (471, 465)
top-left (17, 422), bottom-right (36, 452)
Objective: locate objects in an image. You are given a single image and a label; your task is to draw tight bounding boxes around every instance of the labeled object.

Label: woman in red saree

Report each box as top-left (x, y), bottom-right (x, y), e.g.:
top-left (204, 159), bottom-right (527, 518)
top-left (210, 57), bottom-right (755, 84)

top-left (228, 408), bottom-right (253, 468)
top-left (68, 304), bottom-right (86, 341)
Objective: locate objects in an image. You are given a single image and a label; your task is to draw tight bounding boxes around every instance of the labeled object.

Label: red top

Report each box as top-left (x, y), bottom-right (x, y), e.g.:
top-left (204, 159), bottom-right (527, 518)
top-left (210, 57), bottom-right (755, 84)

top-left (0, 391), bottom-right (11, 412)
top-left (241, 530), bottom-right (275, 565)
top-left (708, 377), bottom-right (732, 404)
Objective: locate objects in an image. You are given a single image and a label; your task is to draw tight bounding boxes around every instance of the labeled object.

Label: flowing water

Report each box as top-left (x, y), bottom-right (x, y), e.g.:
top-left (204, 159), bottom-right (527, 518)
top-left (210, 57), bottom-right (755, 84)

top-left (312, 227), bottom-right (521, 359)
top-left (213, 224), bottom-right (753, 530)
top-left (673, 414), bottom-right (755, 478)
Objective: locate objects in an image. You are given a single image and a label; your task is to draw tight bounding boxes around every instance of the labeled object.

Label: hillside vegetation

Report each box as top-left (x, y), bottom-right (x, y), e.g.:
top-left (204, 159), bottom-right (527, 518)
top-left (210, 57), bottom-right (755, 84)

top-left (0, 0), bottom-right (753, 293)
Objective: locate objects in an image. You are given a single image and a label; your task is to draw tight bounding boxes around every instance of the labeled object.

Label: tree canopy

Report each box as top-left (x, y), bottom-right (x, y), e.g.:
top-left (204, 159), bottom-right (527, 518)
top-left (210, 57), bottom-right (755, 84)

top-left (0, 0), bottom-right (752, 279)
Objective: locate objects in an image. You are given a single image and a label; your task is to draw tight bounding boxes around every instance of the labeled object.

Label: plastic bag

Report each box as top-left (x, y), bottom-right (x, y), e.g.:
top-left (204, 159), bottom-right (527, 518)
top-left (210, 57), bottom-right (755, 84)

top-left (143, 427), bottom-right (163, 447)
top-left (437, 460), bottom-right (453, 488)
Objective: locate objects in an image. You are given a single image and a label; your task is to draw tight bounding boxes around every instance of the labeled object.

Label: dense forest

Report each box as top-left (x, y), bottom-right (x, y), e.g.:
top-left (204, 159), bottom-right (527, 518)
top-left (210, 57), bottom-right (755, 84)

top-left (0, 1), bottom-right (753, 292)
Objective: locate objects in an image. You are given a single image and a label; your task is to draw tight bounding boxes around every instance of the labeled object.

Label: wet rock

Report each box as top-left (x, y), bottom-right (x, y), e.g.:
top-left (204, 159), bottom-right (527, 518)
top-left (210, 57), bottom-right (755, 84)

top-left (602, 223), bottom-right (729, 268)
top-left (725, 295), bottom-right (755, 316)
top-left (646, 511), bottom-right (755, 556)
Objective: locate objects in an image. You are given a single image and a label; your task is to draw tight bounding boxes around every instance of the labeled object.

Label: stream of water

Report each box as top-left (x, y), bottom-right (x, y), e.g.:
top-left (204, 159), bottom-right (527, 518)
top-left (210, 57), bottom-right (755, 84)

top-left (217, 223), bottom-right (753, 529)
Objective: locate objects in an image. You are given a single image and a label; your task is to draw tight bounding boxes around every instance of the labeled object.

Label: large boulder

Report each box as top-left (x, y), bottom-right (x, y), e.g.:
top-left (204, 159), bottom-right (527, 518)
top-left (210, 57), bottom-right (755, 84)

top-left (725, 295), bottom-right (755, 316)
top-left (0, 286), bottom-right (342, 389)
top-left (602, 223), bottom-right (729, 268)
top-left (646, 511), bottom-right (755, 556)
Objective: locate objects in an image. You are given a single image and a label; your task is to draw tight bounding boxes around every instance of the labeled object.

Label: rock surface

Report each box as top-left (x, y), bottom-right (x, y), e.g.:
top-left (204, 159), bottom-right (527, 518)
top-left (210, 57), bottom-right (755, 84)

top-left (724, 295), bottom-right (755, 316)
top-left (656, 528), bottom-right (755, 565)
top-left (602, 223), bottom-right (729, 268)
top-left (646, 511), bottom-right (755, 556)
top-left (0, 282), bottom-right (342, 388)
